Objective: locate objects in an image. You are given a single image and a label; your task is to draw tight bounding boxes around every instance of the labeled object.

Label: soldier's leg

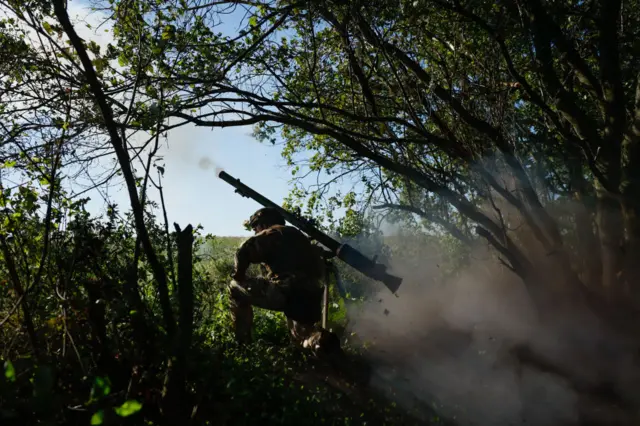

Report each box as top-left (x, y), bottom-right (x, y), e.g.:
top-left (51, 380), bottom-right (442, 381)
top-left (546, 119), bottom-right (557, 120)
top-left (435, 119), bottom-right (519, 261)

top-left (228, 280), bottom-right (254, 344)
top-left (228, 277), bottom-right (288, 344)
top-left (282, 281), bottom-right (331, 350)
top-left (286, 317), bottom-right (296, 343)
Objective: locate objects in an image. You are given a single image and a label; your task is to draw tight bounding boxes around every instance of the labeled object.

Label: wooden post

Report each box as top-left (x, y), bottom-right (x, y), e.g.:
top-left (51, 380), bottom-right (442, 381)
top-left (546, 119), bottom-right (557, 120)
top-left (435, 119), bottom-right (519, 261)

top-left (322, 283), bottom-right (329, 329)
top-left (162, 223), bottom-right (194, 423)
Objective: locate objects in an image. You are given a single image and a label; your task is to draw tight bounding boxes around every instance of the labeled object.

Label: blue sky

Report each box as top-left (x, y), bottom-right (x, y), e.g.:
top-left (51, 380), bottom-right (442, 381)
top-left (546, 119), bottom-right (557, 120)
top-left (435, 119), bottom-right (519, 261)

top-left (83, 124), bottom-right (304, 237)
top-left (65, 1), bottom-right (350, 237)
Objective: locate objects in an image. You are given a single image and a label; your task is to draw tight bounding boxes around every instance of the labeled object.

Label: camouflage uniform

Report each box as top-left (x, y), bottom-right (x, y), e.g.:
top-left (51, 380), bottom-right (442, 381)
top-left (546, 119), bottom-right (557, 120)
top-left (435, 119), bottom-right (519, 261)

top-left (229, 224), bottom-right (328, 347)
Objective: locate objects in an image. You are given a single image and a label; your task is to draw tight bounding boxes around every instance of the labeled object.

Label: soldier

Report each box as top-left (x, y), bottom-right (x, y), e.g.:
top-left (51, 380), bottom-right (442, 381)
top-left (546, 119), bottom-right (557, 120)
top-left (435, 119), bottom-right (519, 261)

top-left (228, 207), bottom-right (341, 356)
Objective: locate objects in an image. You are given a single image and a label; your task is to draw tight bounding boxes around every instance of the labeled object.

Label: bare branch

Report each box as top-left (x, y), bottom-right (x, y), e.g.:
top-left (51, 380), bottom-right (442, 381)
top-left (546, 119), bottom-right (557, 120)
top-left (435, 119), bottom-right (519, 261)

top-left (53, 0), bottom-right (176, 337)
top-left (372, 202), bottom-right (473, 244)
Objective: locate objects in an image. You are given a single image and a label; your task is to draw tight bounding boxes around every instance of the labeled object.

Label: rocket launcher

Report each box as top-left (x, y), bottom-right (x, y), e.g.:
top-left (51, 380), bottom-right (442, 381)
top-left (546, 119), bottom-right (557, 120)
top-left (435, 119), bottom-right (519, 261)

top-left (218, 170), bottom-right (402, 295)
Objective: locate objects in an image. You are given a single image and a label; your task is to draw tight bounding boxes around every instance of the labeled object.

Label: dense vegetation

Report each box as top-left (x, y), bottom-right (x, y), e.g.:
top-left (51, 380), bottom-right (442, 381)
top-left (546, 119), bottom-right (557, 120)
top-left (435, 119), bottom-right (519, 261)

top-left (0, 207), bottom-right (441, 425)
top-left (1, 0), bottom-right (640, 424)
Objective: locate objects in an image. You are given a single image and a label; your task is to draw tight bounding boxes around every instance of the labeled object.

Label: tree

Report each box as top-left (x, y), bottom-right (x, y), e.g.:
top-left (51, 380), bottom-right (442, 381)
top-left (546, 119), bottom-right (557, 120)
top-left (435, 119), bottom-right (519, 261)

top-left (2, 0), bottom-right (639, 423)
top-left (0, 0), bottom-right (181, 338)
top-left (118, 0), bottom-right (640, 324)
top-left (0, 1), bottom-right (197, 420)
top-left (0, 3), bottom-right (439, 425)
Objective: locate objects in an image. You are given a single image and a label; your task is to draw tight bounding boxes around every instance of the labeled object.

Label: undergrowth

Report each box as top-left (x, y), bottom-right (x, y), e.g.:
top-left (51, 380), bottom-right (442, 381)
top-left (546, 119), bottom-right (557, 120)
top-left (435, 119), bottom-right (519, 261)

top-left (1, 218), bottom-right (437, 426)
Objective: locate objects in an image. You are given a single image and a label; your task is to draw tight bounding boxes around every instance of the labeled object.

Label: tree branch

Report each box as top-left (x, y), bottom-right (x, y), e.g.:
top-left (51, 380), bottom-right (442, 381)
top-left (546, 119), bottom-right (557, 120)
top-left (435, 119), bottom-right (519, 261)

top-left (53, 0), bottom-right (176, 337)
top-left (596, 0), bottom-right (625, 187)
top-left (475, 226), bottom-right (530, 280)
top-left (526, 3), bottom-right (604, 158)
top-left (525, 0), bottom-right (603, 100)
top-left (372, 202), bottom-right (472, 244)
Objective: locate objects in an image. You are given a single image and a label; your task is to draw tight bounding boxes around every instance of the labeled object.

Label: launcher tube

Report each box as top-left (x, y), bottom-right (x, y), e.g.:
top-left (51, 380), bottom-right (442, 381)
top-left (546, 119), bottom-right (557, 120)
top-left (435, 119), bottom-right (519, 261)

top-left (218, 170), bottom-right (402, 294)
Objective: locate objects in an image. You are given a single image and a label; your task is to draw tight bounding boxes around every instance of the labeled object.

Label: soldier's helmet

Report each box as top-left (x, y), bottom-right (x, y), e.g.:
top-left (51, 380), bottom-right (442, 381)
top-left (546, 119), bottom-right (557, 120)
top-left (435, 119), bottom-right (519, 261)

top-left (245, 207), bottom-right (285, 230)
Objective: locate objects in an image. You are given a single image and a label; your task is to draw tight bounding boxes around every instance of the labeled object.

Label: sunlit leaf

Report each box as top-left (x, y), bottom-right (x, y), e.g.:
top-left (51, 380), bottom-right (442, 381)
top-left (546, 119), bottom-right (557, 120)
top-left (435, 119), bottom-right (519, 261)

top-left (4, 360), bottom-right (15, 383)
top-left (90, 409), bottom-right (104, 425)
top-left (117, 53), bottom-right (128, 67)
top-left (89, 376), bottom-right (111, 402)
top-left (114, 400), bottom-right (142, 417)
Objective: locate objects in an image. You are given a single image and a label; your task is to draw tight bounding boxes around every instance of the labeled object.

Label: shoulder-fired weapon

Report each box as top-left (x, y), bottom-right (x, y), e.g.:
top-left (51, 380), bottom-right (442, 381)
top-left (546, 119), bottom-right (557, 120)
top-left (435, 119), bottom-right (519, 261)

top-left (218, 170), bottom-right (402, 295)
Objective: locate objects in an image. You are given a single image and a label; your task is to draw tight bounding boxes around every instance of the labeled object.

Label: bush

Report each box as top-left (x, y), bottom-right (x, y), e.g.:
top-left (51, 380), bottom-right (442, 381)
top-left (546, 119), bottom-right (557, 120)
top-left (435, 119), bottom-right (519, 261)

top-left (1, 211), bottom-right (429, 425)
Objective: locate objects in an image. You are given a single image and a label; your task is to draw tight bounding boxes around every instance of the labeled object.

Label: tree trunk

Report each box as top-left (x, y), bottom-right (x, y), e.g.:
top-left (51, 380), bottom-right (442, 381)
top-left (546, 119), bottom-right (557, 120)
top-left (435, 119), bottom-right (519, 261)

top-left (569, 156), bottom-right (602, 289)
top-left (53, 0), bottom-right (176, 338)
top-left (594, 180), bottom-right (625, 301)
top-left (621, 202), bottom-right (640, 305)
top-left (621, 76), bottom-right (640, 304)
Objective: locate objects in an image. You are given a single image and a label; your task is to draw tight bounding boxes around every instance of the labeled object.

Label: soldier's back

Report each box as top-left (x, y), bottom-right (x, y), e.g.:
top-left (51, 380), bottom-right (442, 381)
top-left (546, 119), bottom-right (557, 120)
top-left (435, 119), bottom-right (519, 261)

top-left (256, 225), bottom-right (322, 279)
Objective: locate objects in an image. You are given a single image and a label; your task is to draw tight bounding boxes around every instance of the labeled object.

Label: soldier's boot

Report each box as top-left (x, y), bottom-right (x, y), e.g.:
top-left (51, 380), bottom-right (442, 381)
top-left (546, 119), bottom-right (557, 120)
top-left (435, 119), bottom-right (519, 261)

top-left (286, 317), bottom-right (299, 345)
top-left (288, 318), bottom-right (343, 361)
top-left (286, 317), bottom-right (309, 347)
top-left (304, 328), bottom-right (344, 363)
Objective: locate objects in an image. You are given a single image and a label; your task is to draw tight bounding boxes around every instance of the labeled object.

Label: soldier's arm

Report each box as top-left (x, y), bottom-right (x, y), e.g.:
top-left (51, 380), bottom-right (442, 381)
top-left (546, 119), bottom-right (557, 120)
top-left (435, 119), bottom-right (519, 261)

top-left (319, 246), bottom-right (335, 259)
top-left (309, 239), bottom-right (335, 259)
top-left (232, 237), bottom-right (258, 281)
top-left (232, 231), bottom-right (274, 280)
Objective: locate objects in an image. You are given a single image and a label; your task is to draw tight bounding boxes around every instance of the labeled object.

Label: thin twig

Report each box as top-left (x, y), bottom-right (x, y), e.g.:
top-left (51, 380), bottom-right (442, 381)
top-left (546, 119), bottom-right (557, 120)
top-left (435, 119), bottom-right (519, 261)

top-left (53, 0), bottom-right (175, 336)
top-left (152, 171), bottom-right (177, 290)
top-left (0, 294), bottom-right (25, 328)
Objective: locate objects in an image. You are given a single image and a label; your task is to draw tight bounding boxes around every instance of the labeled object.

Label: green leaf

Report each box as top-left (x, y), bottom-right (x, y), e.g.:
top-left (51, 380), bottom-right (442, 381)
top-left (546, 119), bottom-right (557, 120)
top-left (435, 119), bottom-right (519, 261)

top-left (90, 409), bottom-right (104, 425)
top-left (117, 54), bottom-right (128, 67)
top-left (88, 41), bottom-right (100, 55)
top-left (42, 21), bottom-right (53, 35)
top-left (93, 58), bottom-right (109, 73)
top-left (4, 360), bottom-right (15, 383)
top-left (161, 24), bottom-right (174, 40)
top-left (249, 16), bottom-right (258, 27)
top-left (114, 400), bottom-right (142, 417)
top-left (89, 376), bottom-right (111, 402)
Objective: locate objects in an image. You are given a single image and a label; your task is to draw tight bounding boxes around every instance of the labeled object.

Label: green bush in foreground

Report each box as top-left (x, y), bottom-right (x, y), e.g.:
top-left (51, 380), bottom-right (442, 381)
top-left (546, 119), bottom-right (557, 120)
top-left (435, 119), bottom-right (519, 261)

top-left (0, 211), bottom-right (434, 425)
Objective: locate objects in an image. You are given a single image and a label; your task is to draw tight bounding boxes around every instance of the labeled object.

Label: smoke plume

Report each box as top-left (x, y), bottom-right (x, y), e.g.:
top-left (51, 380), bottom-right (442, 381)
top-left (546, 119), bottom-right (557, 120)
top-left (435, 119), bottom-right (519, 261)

top-left (198, 156), bottom-right (214, 169)
top-left (198, 156), bottom-right (225, 177)
top-left (344, 214), bottom-right (640, 426)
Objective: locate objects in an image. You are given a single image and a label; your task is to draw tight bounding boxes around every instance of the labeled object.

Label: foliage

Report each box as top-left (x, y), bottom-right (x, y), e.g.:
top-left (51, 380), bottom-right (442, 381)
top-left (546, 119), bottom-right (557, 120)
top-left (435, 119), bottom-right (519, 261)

top-left (105, 0), bottom-right (640, 319)
top-left (0, 193), bottom-right (430, 424)
top-left (2, 0), bottom-right (640, 424)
